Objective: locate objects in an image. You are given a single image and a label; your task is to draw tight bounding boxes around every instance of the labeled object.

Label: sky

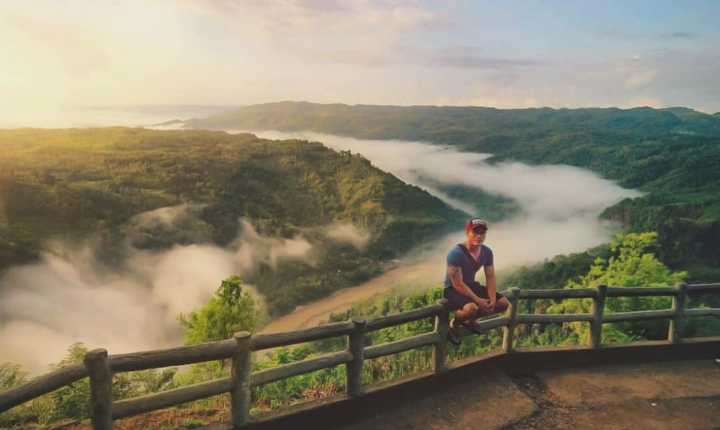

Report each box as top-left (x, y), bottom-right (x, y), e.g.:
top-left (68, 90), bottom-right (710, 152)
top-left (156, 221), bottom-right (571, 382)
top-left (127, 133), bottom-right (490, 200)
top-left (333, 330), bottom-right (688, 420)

top-left (2, 0), bottom-right (719, 124)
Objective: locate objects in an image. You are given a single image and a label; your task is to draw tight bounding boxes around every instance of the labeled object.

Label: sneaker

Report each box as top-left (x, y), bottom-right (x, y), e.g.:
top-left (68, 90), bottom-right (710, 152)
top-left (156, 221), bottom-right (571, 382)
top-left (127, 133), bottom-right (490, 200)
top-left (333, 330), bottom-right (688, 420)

top-left (447, 318), bottom-right (462, 345)
top-left (460, 319), bottom-right (485, 335)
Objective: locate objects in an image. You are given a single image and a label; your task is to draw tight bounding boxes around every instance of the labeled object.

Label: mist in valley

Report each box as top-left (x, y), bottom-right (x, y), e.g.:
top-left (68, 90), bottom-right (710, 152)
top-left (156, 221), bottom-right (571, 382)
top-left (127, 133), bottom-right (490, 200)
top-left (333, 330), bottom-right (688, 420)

top-left (0, 128), bottom-right (642, 373)
top-left (0, 205), bottom-right (366, 373)
top-left (246, 130), bottom-right (643, 265)
top-left (239, 130), bottom-right (643, 333)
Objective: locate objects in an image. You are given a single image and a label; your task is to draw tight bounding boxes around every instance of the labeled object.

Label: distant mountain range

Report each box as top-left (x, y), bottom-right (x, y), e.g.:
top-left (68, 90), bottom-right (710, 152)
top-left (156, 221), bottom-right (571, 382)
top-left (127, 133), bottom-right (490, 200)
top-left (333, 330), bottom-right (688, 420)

top-left (189, 102), bottom-right (720, 277)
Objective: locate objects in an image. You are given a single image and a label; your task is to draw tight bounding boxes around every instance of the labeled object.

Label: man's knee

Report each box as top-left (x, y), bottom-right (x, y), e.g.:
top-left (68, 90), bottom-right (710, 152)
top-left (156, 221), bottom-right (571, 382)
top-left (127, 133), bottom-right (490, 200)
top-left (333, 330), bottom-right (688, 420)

top-left (457, 302), bottom-right (478, 319)
top-left (495, 297), bottom-right (510, 312)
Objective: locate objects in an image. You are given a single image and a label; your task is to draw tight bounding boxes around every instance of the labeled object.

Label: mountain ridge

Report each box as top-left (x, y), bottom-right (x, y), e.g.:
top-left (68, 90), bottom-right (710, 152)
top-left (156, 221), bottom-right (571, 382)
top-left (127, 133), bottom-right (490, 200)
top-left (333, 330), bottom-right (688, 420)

top-left (0, 127), bottom-right (466, 314)
top-left (188, 101), bottom-right (720, 275)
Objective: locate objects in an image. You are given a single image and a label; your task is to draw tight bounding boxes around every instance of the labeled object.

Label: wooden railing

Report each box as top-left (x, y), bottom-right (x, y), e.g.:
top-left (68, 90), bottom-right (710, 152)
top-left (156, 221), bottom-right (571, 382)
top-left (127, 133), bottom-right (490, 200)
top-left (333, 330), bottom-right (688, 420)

top-left (1, 282), bottom-right (719, 429)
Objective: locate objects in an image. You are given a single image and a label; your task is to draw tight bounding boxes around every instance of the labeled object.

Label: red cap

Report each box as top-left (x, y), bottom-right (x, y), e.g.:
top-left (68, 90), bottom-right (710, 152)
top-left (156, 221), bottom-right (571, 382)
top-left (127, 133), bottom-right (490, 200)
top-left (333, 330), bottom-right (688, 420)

top-left (465, 218), bottom-right (488, 233)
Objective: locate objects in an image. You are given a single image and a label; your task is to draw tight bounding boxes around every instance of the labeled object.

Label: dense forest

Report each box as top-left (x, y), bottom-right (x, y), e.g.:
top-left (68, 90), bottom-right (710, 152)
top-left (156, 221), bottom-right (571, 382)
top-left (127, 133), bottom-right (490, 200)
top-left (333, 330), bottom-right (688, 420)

top-left (5, 232), bottom-right (717, 430)
top-left (190, 102), bottom-right (720, 280)
top-left (0, 128), bottom-right (465, 314)
top-left (2, 106), bottom-right (720, 429)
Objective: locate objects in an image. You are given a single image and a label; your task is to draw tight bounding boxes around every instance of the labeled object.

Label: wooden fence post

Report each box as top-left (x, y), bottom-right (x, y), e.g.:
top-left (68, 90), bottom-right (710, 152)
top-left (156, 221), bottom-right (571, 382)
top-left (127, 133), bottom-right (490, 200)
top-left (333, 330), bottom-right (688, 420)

top-left (590, 284), bottom-right (607, 348)
top-left (433, 299), bottom-right (450, 374)
top-left (502, 288), bottom-right (520, 353)
top-left (231, 331), bottom-right (252, 427)
top-left (347, 320), bottom-right (366, 397)
top-left (84, 349), bottom-right (113, 430)
top-left (668, 283), bottom-right (687, 344)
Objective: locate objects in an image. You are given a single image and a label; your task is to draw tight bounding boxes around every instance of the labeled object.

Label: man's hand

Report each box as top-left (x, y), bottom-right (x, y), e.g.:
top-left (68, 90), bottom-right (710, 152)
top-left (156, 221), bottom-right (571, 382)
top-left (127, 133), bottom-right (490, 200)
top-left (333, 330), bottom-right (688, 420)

top-left (474, 298), bottom-right (492, 314)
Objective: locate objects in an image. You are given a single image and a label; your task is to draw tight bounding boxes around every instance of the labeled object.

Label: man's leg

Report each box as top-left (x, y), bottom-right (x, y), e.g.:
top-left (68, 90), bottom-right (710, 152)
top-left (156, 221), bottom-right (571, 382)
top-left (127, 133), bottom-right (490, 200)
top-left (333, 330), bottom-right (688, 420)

top-left (492, 296), bottom-right (510, 314)
top-left (455, 302), bottom-right (479, 322)
top-left (447, 302), bottom-right (479, 344)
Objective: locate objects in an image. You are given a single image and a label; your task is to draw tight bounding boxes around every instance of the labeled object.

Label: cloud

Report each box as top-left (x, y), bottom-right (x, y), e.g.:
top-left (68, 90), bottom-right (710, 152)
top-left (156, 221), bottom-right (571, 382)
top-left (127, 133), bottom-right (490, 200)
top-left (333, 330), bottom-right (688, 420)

top-left (663, 31), bottom-right (695, 39)
top-left (190, 0), bottom-right (441, 35)
top-left (0, 0), bottom-right (185, 113)
top-left (184, 0), bottom-right (442, 55)
top-left (233, 220), bottom-right (315, 273)
top-left (132, 204), bottom-right (197, 227)
top-left (319, 45), bottom-right (544, 70)
top-left (322, 223), bottom-right (370, 249)
top-left (424, 46), bottom-right (544, 69)
top-left (599, 30), bottom-right (696, 41)
top-left (247, 130), bottom-right (642, 268)
top-left (256, 130), bottom-right (646, 333)
top-left (624, 69), bottom-right (658, 90)
top-left (0, 213), bottom-right (319, 373)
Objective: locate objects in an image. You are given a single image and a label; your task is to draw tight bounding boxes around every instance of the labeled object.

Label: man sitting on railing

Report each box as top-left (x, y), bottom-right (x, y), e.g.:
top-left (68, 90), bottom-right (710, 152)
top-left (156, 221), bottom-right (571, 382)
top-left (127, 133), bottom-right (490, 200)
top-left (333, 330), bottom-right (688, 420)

top-left (444, 218), bottom-right (509, 344)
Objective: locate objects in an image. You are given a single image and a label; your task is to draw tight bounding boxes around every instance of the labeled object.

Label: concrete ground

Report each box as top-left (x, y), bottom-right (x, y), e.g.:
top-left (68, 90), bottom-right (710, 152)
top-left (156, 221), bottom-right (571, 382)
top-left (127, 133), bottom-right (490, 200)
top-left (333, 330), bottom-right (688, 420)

top-left (338, 359), bottom-right (720, 430)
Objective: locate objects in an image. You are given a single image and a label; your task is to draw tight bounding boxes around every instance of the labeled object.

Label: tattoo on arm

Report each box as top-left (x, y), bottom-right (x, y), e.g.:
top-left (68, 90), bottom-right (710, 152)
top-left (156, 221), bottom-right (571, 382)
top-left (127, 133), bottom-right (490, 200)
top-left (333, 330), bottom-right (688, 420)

top-left (447, 265), bottom-right (463, 284)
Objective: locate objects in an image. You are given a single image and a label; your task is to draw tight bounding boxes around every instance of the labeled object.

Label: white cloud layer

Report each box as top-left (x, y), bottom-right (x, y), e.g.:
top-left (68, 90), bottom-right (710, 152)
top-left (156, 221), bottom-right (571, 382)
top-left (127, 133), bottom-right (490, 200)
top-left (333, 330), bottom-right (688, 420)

top-left (247, 130), bottom-right (642, 268)
top-left (0, 207), bottom-right (372, 373)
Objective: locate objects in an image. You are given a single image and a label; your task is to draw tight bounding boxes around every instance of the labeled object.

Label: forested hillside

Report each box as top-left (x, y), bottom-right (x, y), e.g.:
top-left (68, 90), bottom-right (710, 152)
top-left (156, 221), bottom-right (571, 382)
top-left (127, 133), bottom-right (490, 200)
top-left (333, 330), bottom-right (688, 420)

top-left (190, 102), bottom-right (720, 279)
top-left (0, 128), bottom-right (465, 314)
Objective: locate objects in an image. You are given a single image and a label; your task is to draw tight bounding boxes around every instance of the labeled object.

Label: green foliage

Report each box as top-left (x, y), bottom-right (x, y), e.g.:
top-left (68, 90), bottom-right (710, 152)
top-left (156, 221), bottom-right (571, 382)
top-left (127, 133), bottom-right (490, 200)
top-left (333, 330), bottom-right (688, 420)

top-left (0, 363), bottom-right (34, 429)
top-left (183, 418), bottom-right (205, 429)
top-left (548, 232), bottom-right (687, 342)
top-left (0, 128), bottom-right (464, 314)
top-left (191, 102), bottom-right (720, 273)
top-left (179, 276), bottom-right (257, 344)
top-left (500, 244), bottom-right (611, 291)
top-left (50, 343), bottom-right (134, 421)
top-left (0, 362), bottom-right (26, 390)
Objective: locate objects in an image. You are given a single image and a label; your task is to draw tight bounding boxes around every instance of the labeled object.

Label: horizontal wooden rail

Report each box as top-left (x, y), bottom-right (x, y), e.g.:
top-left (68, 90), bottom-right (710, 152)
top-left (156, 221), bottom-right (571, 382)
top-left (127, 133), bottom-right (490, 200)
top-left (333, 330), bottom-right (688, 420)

top-left (0, 364), bottom-right (88, 413)
top-left (109, 340), bottom-right (236, 372)
top-left (3, 281), bottom-right (720, 430)
top-left (684, 308), bottom-right (720, 318)
top-left (366, 304), bottom-right (443, 331)
top-left (112, 378), bottom-right (232, 419)
top-left (603, 309), bottom-right (675, 322)
top-left (686, 283), bottom-right (720, 294)
top-left (364, 332), bottom-right (439, 360)
top-left (473, 315), bottom-right (510, 331)
top-left (518, 288), bottom-right (596, 299)
top-left (606, 287), bottom-right (677, 297)
top-left (251, 351), bottom-right (353, 386)
top-left (518, 313), bottom-right (594, 324)
top-left (252, 321), bottom-right (355, 351)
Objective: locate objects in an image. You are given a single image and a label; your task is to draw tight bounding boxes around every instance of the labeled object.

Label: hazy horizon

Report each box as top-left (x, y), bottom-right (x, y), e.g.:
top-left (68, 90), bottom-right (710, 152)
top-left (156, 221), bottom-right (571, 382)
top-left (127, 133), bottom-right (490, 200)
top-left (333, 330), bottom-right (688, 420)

top-left (3, 0), bottom-right (719, 123)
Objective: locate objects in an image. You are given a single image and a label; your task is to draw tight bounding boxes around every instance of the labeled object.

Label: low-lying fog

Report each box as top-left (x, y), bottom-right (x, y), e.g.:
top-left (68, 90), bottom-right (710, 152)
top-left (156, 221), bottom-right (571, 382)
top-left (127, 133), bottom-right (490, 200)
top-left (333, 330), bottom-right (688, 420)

top-left (244, 130), bottom-right (642, 333)
top-left (244, 130), bottom-right (642, 265)
top-left (0, 129), bottom-right (641, 374)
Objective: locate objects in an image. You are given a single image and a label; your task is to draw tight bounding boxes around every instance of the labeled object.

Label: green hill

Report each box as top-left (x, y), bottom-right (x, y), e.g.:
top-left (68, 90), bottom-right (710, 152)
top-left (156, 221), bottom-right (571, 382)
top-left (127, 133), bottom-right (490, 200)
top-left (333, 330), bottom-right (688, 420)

top-left (0, 128), bottom-right (465, 314)
top-left (189, 102), bottom-right (720, 275)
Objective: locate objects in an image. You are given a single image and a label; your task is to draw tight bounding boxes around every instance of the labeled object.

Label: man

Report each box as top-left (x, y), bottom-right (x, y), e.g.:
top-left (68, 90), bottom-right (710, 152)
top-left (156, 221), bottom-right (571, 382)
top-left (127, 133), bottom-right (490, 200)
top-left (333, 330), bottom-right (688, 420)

top-left (444, 218), bottom-right (509, 344)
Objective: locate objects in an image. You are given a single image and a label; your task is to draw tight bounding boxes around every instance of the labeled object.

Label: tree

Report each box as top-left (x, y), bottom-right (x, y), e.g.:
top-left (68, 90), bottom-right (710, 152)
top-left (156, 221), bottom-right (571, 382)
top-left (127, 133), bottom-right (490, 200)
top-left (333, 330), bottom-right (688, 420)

top-left (0, 363), bottom-right (26, 390)
top-left (179, 275), bottom-right (257, 345)
top-left (548, 232), bottom-right (687, 343)
top-left (51, 343), bottom-right (134, 420)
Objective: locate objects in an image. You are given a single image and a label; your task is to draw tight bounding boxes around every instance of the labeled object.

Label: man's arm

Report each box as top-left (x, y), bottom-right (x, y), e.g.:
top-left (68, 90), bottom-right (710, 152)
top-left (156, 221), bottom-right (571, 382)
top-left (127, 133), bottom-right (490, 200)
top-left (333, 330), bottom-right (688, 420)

top-left (485, 265), bottom-right (497, 306)
top-left (447, 265), bottom-right (487, 307)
